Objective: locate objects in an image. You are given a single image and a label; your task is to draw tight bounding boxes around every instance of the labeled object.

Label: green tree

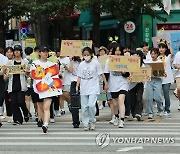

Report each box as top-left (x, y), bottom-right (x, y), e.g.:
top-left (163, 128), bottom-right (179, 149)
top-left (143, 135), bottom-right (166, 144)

top-left (76, 0), bottom-right (168, 46)
top-left (0, 0), bottom-right (74, 47)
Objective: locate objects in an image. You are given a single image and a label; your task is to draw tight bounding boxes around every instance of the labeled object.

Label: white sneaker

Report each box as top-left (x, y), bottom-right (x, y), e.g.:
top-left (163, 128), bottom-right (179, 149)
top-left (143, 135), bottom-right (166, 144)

top-left (99, 105), bottom-right (104, 110)
top-left (84, 126), bottom-right (89, 131)
top-left (50, 119), bottom-right (55, 123)
top-left (109, 116), bottom-right (115, 124)
top-left (178, 105), bottom-right (180, 111)
top-left (148, 114), bottom-right (154, 119)
top-left (164, 112), bottom-right (171, 117)
top-left (7, 117), bottom-right (13, 123)
top-left (157, 112), bottom-right (163, 117)
top-left (113, 117), bottom-right (119, 126)
top-left (90, 123), bottom-right (96, 130)
top-left (0, 116), bottom-right (5, 119)
top-left (118, 120), bottom-right (124, 128)
top-left (54, 110), bottom-right (61, 117)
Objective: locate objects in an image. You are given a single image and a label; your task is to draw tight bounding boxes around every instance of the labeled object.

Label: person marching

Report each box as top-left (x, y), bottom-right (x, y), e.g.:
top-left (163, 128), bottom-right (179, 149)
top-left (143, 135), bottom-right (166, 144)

top-left (145, 48), bottom-right (164, 119)
top-left (31, 46), bottom-right (59, 133)
top-left (69, 56), bottom-right (81, 128)
top-left (128, 50), bottom-right (145, 121)
top-left (0, 47), bottom-right (8, 127)
top-left (158, 40), bottom-right (174, 117)
top-left (104, 43), bottom-right (129, 128)
top-left (76, 47), bottom-right (108, 131)
top-left (6, 45), bottom-right (29, 125)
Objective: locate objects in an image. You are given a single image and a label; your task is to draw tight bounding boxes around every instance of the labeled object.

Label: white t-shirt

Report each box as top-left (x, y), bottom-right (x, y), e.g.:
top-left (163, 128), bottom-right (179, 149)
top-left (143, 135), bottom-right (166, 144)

top-left (173, 52), bottom-right (180, 78)
top-left (0, 54), bottom-right (8, 65)
top-left (58, 57), bottom-right (71, 85)
top-left (143, 51), bottom-right (152, 63)
top-left (104, 59), bottom-right (129, 92)
top-left (71, 61), bottom-right (80, 82)
top-left (160, 55), bottom-right (174, 84)
top-left (77, 59), bottom-right (103, 95)
top-left (30, 60), bottom-right (56, 94)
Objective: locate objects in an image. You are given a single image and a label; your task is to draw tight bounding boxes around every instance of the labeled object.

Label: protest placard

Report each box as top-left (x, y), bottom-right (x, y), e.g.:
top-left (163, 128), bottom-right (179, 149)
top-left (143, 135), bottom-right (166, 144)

top-left (170, 32), bottom-right (180, 55)
top-left (61, 40), bottom-right (92, 57)
top-left (25, 38), bottom-right (36, 49)
top-left (146, 62), bottom-right (165, 77)
top-left (98, 55), bottom-right (108, 69)
top-left (108, 55), bottom-right (140, 72)
top-left (128, 67), bottom-right (152, 82)
top-left (152, 34), bottom-right (170, 48)
top-left (31, 64), bottom-right (62, 99)
top-left (6, 65), bottom-right (26, 74)
top-left (0, 65), bottom-right (3, 72)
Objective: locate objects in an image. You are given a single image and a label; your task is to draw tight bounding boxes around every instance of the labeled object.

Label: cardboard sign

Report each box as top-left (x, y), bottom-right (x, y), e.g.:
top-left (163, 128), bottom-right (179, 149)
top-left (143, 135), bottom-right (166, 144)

top-left (60, 40), bottom-right (92, 57)
top-left (146, 62), bottom-right (165, 77)
top-left (0, 65), bottom-right (3, 72)
top-left (98, 55), bottom-right (108, 69)
top-left (6, 65), bottom-right (26, 74)
top-left (31, 64), bottom-right (63, 99)
top-left (128, 67), bottom-right (152, 82)
top-left (25, 38), bottom-right (36, 49)
top-left (152, 34), bottom-right (170, 48)
top-left (170, 32), bottom-right (180, 55)
top-left (109, 55), bottom-right (140, 72)
top-left (4, 65), bottom-right (31, 74)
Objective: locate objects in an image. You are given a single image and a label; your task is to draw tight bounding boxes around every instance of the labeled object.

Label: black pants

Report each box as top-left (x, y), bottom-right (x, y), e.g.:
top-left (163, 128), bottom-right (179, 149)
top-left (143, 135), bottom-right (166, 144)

top-left (129, 83), bottom-right (144, 117)
top-left (53, 96), bottom-right (59, 111)
top-left (9, 91), bottom-right (29, 123)
top-left (70, 81), bottom-right (80, 126)
top-left (5, 91), bottom-right (13, 117)
top-left (124, 92), bottom-right (130, 116)
top-left (50, 96), bottom-right (59, 119)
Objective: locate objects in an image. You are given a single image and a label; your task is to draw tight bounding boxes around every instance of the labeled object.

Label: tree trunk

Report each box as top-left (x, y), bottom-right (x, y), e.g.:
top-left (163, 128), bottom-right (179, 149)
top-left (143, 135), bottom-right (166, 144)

top-left (33, 15), bottom-right (49, 46)
top-left (41, 16), bottom-right (49, 46)
top-left (0, 12), bottom-right (5, 48)
top-left (33, 15), bottom-right (41, 46)
top-left (92, 2), bottom-right (100, 47)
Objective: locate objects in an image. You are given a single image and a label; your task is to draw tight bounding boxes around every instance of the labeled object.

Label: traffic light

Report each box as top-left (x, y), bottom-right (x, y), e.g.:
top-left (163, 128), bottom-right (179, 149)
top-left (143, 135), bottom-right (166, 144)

top-left (20, 22), bottom-right (28, 39)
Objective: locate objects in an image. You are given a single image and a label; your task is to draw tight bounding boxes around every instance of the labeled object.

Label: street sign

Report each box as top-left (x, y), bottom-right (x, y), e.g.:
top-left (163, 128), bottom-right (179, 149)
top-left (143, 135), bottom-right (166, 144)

top-left (124, 21), bottom-right (136, 33)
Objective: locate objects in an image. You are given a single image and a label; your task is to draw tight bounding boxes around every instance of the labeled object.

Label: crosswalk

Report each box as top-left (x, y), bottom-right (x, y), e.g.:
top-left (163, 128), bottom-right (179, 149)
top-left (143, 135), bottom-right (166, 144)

top-left (0, 120), bottom-right (180, 153)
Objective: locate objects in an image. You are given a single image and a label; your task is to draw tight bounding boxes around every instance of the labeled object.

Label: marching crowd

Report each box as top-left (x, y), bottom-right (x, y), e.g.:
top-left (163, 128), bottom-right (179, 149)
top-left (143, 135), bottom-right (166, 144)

top-left (0, 40), bottom-right (180, 133)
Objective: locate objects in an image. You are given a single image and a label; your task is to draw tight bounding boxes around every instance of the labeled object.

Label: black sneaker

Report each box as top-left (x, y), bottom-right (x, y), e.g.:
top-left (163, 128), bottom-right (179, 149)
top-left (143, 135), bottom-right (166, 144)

top-left (73, 124), bottom-right (79, 128)
top-left (61, 110), bottom-right (65, 115)
top-left (0, 123), bottom-right (2, 127)
top-left (37, 120), bottom-right (43, 127)
top-left (29, 113), bottom-right (32, 119)
top-left (13, 121), bottom-right (22, 125)
top-left (135, 114), bottom-right (142, 121)
top-left (24, 116), bottom-right (29, 122)
top-left (42, 125), bottom-right (48, 133)
top-left (68, 105), bottom-right (72, 113)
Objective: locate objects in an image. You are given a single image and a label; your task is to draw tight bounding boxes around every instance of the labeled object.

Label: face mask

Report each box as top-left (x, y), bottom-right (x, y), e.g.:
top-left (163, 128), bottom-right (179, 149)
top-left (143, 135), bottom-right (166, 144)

top-left (84, 56), bottom-right (91, 62)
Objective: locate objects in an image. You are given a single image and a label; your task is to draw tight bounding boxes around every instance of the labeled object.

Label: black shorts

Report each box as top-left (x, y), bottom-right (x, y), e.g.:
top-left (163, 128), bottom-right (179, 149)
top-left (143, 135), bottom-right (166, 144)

top-left (25, 88), bottom-right (33, 96)
top-left (111, 90), bottom-right (127, 99)
top-left (31, 90), bottom-right (43, 103)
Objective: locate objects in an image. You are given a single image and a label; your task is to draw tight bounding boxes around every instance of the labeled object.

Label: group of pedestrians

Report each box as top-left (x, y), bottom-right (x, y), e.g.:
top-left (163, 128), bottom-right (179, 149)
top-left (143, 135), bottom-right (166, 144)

top-left (0, 40), bottom-right (179, 133)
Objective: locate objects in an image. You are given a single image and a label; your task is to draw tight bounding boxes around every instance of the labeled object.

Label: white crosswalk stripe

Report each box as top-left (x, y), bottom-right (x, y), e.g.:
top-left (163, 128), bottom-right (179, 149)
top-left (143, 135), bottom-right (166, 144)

top-left (0, 121), bottom-right (180, 152)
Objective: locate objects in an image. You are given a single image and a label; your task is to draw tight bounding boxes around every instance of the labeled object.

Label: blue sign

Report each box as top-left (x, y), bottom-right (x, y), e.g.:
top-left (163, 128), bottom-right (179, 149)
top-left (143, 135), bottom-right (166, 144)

top-left (170, 33), bottom-right (180, 55)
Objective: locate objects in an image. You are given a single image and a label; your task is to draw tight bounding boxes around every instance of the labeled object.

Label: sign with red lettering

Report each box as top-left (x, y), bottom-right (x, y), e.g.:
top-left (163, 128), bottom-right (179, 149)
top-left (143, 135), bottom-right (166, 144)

top-left (61, 40), bottom-right (92, 56)
top-left (109, 55), bottom-right (140, 72)
top-left (124, 21), bottom-right (136, 33)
